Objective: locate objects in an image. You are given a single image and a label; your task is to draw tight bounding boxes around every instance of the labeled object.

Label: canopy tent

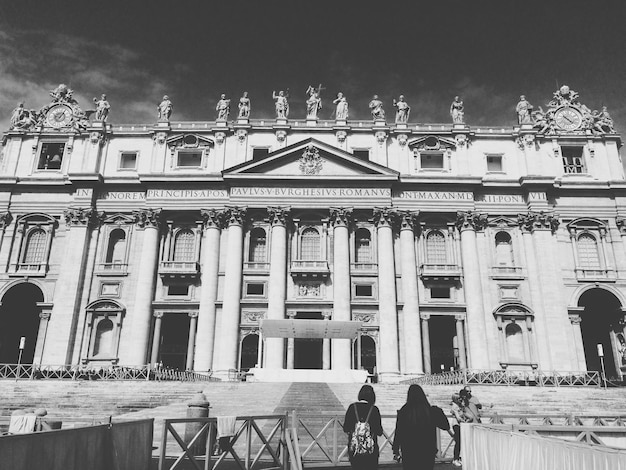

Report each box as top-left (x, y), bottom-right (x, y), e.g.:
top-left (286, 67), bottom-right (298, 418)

top-left (259, 319), bottom-right (362, 339)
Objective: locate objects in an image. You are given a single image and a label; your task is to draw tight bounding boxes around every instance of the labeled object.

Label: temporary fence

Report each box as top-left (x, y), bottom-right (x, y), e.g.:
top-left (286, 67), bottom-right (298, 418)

top-left (403, 369), bottom-right (602, 387)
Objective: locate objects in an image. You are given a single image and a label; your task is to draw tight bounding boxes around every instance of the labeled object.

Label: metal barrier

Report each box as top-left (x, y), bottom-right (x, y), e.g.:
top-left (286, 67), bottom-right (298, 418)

top-left (159, 415), bottom-right (288, 470)
top-left (0, 363), bottom-right (219, 381)
top-left (403, 369), bottom-right (603, 387)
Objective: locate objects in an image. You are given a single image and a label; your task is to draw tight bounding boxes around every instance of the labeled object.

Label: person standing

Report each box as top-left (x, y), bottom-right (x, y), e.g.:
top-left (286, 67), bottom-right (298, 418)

top-left (343, 384), bottom-right (383, 470)
top-left (392, 384), bottom-right (450, 470)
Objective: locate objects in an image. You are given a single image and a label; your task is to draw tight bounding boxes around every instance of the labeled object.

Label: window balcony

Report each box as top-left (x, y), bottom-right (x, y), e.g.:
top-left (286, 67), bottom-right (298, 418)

top-left (490, 266), bottom-right (526, 280)
top-left (159, 261), bottom-right (200, 279)
top-left (575, 267), bottom-right (616, 282)
top-left (244, 262), bottom-right (270, 272)
top-left (290, 260), bottom-right (330, 279)
top-left (9, 262), bottom-right (48, 277)
top-left (96, 262), bottom-right (129, 276)
top-left (419, 263), bottom-right (461, 281)
top-left (351, 262), bottom-right (378, 273)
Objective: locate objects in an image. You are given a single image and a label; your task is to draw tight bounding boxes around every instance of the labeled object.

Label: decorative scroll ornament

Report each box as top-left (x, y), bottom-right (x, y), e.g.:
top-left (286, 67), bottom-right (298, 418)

top-left (64, 207), bottom-right (103, 227)
top-left (336, 130), bottom-right (347, 143)
top-left (133, 208), bottom-right (163, 228)
top-left (329, 207), bottom-right (352, 227)
top-left (267, 206), bottom-right (290, 226)
top-left (236, 129), bottom-right (247, 143)
top-left (398, 211), bottom-right (418, 231)
top-left (353, 312), bottom-right (376, 324)
top-left (214, 132), bottom-right (226, 144)
top-left (243, 311), bottom-right (265, 323)
top-left (225, 207), bottom-right (247, 226)
top-left (517, 211), bottom-right (560, 233)
top-left (454, 134), bottom-right (468, 147)
top-left (201, 209), bottom-right (225, 229)
top-left (373, 207), bottom-right (395, 227)
top-left (299, 145), bottom-right (323, 175)
top-left (397, 134), bottom-right (408, 147)
top-left (455, 211), bottom-right (489, 232)
top-left (276, 130), bottom-right (287, 142)
top-left (298, 283), bottom-right (320, 297)
top-left (375, 131), bottom-right (387, 144)
top-left (153, 132), bottom-right (168, 145)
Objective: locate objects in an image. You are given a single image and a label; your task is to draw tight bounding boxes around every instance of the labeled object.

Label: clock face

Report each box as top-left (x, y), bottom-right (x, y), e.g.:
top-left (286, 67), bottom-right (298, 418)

top-left (554, 107), bottom-right (582, 131)
top-left (46, 104), bottom-right (73, 128)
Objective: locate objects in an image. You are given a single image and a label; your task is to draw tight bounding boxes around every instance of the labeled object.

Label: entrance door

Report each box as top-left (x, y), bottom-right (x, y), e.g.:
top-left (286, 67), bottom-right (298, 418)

top-left (0, 283), bottom-right (43, 363)
top-left (158, 314), bottom-right (190, 370)
top-left (429, 316), bottom-right (457, 373)
top-left (294, 312), bottom-right (323, 369)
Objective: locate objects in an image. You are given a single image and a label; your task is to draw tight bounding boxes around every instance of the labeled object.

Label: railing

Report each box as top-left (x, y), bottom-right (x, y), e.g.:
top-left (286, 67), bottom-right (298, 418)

top-left (419, 263), bottom-right (462, 279)
top-left (290, 260), bottom-right (330, 278)
top-left (159, 261), bottom-right (200, 276)
top-left (159, 415), bottom-right (288, 470)
top-left (403, 369), bottom-right (602, 387)
top-left (243, 262), bottom-right (270, 271)
top-left (490, 266), bottom-right (526, 278)
top-left (96, 262), bottom-right (128, 274)
top-left (9, 262), bottom-right (47, 276)
top-left (575, 267), bottom-right (617, 281)
top-left (0, 363), bottom-right (219, 382)
top-left (350, 262), bottom-right (377, 271)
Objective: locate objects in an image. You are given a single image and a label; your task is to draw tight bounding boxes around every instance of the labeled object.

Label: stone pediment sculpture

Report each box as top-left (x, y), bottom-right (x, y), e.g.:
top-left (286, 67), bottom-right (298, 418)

top-left (298, 144), bottom-right (324, 175)
top-left (529, 85), bottom-right (615, 135)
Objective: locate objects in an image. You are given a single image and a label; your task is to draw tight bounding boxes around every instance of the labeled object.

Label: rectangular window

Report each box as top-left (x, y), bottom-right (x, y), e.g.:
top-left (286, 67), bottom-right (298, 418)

top-left (167, 284), bottom-right (189, 296)
top-left (176, 151), bottom-right (202, 168)
top-left (355, 284), bottom-right (373, 297)
top-left (561, 146), bottom-right (585, 174)
top-left (420, 153), bottom-right (444, 169)
top-left (431, 287), bottom-right (451, 299)
top-left (353, 149), bottom-right (370, 161)
top-left (246, 283), bottom-right (265, 296)
top-left (487, 155), bottom-right (503, 172)
top-left (119, 152), bottom-right (137, 170)
top-left (38, 143), bottom-right (65, 170)
top-left (252, 148), bottom-right (270, 160)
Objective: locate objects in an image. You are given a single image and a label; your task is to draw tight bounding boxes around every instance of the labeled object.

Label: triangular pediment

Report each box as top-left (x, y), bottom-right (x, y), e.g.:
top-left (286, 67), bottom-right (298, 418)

top-left (224, 138), bottom-right (398, 181)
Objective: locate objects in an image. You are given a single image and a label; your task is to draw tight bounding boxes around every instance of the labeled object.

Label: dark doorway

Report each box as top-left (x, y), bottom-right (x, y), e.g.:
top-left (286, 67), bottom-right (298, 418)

top-left (158, 314), bottom-right (190, 370)
top-left (241, 334), bottom-right (259, 371)
top-left (579, 289), bottom-right (623, 378)
top-left (361, 335), bottom-right (377, 374)
top-left (294, 312), bottom-right (323, 369)
top-left (429, 316), bottom-right (457, 373)
top-left (0, 283), bottom-right (43, 364)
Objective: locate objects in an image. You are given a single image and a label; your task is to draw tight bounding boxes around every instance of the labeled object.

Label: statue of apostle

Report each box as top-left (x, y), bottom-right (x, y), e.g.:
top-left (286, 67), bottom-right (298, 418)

top-left (333, 92), bottom-right (349, 120)
top-left (369, 95), bottom-right (385, 120)
top-left (272, 90), bottom-right (289, 119)
top-left (393, 95), bottom-right (410, 123)
top-left (450, 96), bottom-right (464, 124)
top-left (516, 95), bottom-right (533, 125)
top-left (216, 94), bottom-right (231, 120)
top-left (93, 94), bottom-right (111, 122)
top-left (238, 92), bottom-right (251, 119)
top-left (305, 85), bottom-right (323, 119)
top-left (157, 95), bottom-right (173, 121)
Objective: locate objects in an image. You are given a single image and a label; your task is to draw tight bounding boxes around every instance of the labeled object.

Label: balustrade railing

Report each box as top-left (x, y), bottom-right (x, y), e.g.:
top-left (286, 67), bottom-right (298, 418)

top-left (403, 369), bottom-right (602, 387)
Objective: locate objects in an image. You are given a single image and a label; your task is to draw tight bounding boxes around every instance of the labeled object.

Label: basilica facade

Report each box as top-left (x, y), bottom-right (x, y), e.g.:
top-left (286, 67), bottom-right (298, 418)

top-left (1, 85), bottom-right (625, 382)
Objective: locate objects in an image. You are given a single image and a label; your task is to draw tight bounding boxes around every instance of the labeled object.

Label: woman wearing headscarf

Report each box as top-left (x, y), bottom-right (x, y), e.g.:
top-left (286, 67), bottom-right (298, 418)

top-left (343, 384), bottom-right (383, 470)
top-left (392, 384), bottom-right (450, 470)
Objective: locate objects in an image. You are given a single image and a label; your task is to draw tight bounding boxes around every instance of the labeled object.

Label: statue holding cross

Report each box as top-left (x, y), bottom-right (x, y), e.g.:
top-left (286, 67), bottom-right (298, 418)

top-left (306, 84), bottom-right (325, 119)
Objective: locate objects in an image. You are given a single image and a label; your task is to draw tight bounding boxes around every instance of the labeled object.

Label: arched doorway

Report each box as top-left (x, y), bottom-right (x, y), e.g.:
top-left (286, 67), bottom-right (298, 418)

top-left (241, 334), bottom-right (259, 371)
top-left (578, 288), bottom-right (624, 379)
top-left (0, 283), bottom-right (44, 363)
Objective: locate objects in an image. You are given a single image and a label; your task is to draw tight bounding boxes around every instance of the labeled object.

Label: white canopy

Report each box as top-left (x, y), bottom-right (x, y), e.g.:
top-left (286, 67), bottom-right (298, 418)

top-left (260, 319), bottom-right (362, 339)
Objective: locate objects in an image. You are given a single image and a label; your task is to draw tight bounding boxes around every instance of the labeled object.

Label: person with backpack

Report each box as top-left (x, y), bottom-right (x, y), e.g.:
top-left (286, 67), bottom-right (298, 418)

top-left (392, 384), bottom-right (450, 470)
top-left (343, 384), bottom-right (384, 470)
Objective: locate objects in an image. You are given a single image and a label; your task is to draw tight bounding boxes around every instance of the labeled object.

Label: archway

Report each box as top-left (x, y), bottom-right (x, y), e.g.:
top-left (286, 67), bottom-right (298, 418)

top-left (578, 288), bottom-right (624, 378)
top-left (0, 283), bottom-right (44, 363)
top-left (241, 334), bottom-right (259, 371)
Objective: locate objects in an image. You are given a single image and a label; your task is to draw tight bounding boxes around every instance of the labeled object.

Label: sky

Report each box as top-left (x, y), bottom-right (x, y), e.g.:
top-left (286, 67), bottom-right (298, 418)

top-left (2, 0), bottom-right (626, 136)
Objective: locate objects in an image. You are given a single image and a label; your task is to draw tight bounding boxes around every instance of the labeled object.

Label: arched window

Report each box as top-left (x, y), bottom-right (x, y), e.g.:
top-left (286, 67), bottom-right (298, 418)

top-left (23, 229), bottom-right (47, 263)
top-left (505, 323), bottom-right (524, 362)
top-left (426, 230), bottom-right (446, 264)
top-left (578, 233), bottom-right (601, 268)
top-left (355, 228), bottom-right (372, 263)
top-left (93, 318), bottom-right (114, 357)
top-left (249, 228), bottom-right (267, 262)
top-left (173, 229), bottom-right (195, 262)
top-left (495, 231), bottom-right (514, 266)
top-left (300, 228), bottom-right (321, 260)
top-left (105, 229), bottom-right (127, 263)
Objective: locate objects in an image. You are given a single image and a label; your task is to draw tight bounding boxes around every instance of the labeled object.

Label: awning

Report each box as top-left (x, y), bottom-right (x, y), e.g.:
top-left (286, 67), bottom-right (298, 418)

top-left (260, 319), bottom-right (362, 339)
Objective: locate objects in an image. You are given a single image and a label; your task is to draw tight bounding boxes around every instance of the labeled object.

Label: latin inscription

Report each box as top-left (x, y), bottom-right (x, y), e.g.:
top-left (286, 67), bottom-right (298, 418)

top-left (398, 191), bottom-right (473, 201)
top-left (147, 189), bottom-right (228, 198)
top-left (231, 187), bottom-right (391, 197)
top-left (101, 191), bottom-right (145, 200)
top-left (482, 194), bottom-right (524, 203)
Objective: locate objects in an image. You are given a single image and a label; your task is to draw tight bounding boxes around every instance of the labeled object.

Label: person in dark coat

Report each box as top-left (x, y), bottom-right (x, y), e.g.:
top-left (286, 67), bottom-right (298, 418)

top-left (392, 384), bottom-right (450, 470)
top-left (343, 384), bottom-right (384, 470)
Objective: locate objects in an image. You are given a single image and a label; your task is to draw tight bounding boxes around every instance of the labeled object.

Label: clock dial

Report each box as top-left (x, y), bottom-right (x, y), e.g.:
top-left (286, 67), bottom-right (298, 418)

top-left (554, 107), bottom-right (582, 131)
top-left (46, 104), bottom-right (73, 128)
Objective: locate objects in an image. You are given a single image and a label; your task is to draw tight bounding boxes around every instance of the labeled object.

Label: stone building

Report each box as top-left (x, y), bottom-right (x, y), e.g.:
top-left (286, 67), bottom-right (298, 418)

top-left (1, 85), bottom-right (625, 382)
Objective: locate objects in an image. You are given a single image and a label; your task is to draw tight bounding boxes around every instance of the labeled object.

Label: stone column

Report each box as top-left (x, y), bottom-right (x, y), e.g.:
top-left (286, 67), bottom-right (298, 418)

top-left (323, 312), bottom-right (331, 369)
top-left (194, 209), bottom-right (224, 371)
top-left (455, 211), bottom-right (490, 369)
top-left (186, 312), bottom-right (198, 370)
top-left (266, 207), bottom-right (290, 369)
top-left (421, 314), bottom-right (431, 374)
top-left (398, 211), bottom-right (423, 375)
top-left (43, 208), bottom-right (101, 365)
top-left (373, 208), bottom-right (400, 380)
top-left (330, 208), bottom-right (352, 370)
top-left (213, 207), bottom-right (246, 378)
top-left (150, 312), bottom-right (163, 365)
top-left (455, 315), bottom-right (467, 369)
top-left (127, 209), bottom-right (162, 366)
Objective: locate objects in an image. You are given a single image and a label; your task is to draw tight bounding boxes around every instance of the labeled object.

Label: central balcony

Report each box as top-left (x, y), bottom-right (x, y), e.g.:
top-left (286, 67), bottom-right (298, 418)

top-left (290, 260), bottom-right (330, 280)
top-left (159, 261), bottom-right (200, 279)
top-left (419, 263), bottom-right (462, 281)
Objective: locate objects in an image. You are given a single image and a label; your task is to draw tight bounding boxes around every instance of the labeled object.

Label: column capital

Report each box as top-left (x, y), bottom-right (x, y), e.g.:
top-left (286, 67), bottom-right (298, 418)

top-left (188, 311), bottom-right (199, 318)
top-left (455, 211), bottom-right (488, 232)
top-left (0, 211), bottom-right (12, 229)
top-left (616, 216), bottom-right (626, 234)
top-left (267, 206), bottom-right (291, 227)
top-left (201, 208), bottom-right (225, 229)
top-left (39, 312), bottom-right (51, 320)
top-left (64, 207), bottom-right (104, 228)
top-left (518, 211), bottom-right (560, 234)
top-left (373, 207), bottom-right (395, 228)
top-left (420, 313), bottom-right (431, 320)
top-left (329, 207), bottom-right (352, 227)
top-left (398, 210), bottom-right (419, 231)
top-left (153, 311), bottom-right (164, 319)
top-left (224, 206), bottom-right (247, 227)
top-left (454, 314), bottom-right (466, 321)
top-left (568, 314), bottom-right (582, 325)
top-left (133, 208), bottom-right (163, 229)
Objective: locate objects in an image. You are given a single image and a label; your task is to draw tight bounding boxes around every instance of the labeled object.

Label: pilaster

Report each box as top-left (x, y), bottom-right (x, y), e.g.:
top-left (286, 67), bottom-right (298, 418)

top-left (330, 207), bottom-right (352, 370)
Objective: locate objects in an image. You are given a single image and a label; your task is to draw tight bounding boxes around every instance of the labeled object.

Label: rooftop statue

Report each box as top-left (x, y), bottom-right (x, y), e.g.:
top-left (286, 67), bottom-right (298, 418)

top-left (238, 92), bottom-right (251, 119)
top-left (305, 85), bottom-right (323, 119)
top-left (216, 94), bottom-right (231, 120)
top-left (333, 92), bottom-right (349, 120)
top-left (369, 95), bottom-right (385, 121)
top-left (591, 106), bottom-right (615, 134)
top-left (516, 95), bottom-right (533, 125)
top-left (158, 95), bottom-right (173, 121)
top-left (393, 95), bottom-right (410, 124)
top-left (93, 94), bottom-right (110, 122)
top-left (10, 102), bottom-right (39, 131)
top-left (10, 102), bottom-right (25, 128)
top-left (549, 85), bottom-right (580, 107)
top-left (272, 90), bottom-right (289, 119)
top-left (450, 96), bottom-right (464, 124)
top-left (49, 84), bottom-right (77, 104)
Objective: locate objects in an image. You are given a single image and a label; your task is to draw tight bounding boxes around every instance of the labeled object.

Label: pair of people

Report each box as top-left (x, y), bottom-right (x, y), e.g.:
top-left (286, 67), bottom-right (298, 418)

top-left (342, 384), bottom-right (451, 470)
top-left (449, 386), bottom-right (482, 467)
